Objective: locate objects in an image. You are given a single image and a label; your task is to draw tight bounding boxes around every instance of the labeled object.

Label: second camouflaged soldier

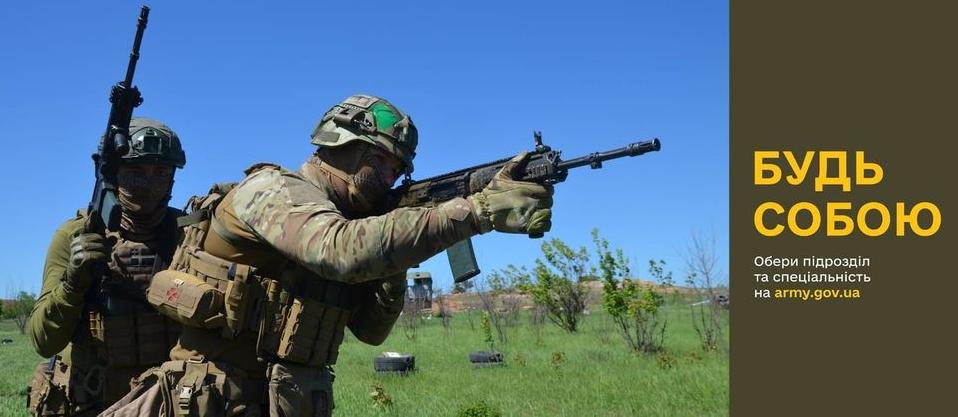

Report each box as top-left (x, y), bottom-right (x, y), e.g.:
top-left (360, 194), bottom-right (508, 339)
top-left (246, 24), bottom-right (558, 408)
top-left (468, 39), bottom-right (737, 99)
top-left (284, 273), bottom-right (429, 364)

top-left (103, 94), bottom-right (552, 417)
top-left (27, 118), bottom-right (187, 416)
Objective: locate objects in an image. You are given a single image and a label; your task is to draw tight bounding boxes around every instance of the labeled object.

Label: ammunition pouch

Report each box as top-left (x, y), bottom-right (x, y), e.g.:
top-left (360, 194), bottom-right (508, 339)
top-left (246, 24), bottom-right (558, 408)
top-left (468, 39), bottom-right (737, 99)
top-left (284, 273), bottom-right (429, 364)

top-left (109, 360), bottom-right (266, 417)
top-left (156, 250), bottom-right (355, 366)
top-left (171, 360), bottom-right (266, 417)
top-left (266, 362), bottom-right (334, 417)
top-left (262, 272), bottom-right (354, 366)
top-left (158, 183), bottom-right (260, 341)
top-left (27, 358), bottom-right (71, 416)
top-left (88, 307), bottom-right (180, 369)
top-left (157, 180), bottom-right (357, 367)
top-left (26, 357), bottom-right (131, 417)
top-left (156, 244), bottom-right (263, 341)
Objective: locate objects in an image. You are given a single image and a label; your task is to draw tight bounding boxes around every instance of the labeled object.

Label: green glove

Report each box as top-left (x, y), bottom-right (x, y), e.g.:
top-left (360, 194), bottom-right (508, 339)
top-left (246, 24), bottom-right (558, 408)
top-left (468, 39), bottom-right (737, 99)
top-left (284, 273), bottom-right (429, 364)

top-left (61, 232), bottom-right (110, 293)
top-left (468, 152), bottom-right (554, 235)
top-left (375, 276), bottom-right (408, 312)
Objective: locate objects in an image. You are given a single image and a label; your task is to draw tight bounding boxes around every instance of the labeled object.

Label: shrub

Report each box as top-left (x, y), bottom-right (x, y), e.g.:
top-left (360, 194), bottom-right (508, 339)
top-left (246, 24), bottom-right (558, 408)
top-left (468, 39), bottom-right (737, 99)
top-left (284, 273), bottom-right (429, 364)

top-left (399, 293), bottom-right (425, 341)
top-left (456, 400), bottom-right (502, 417)
top-left (684, 233), bottom-right (727, 353)
top-left (594, 230), bottom-right (668, 354)
top-left (480, 311), bottom-right (495, 351)
top-left (369, 382), bottom-right (393, 410)
top-left (521, 238), bottom-right (590, 332)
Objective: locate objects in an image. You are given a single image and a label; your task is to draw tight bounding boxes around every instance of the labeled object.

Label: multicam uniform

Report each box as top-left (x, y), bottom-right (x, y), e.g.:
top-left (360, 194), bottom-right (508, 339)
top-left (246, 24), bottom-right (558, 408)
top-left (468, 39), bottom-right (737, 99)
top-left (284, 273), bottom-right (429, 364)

top-left (27, 118), bottom-right (187, 417)
top-left (127, 161), bottom-right (480, 417)
top-left (103, 95), bottom-right (551, 417)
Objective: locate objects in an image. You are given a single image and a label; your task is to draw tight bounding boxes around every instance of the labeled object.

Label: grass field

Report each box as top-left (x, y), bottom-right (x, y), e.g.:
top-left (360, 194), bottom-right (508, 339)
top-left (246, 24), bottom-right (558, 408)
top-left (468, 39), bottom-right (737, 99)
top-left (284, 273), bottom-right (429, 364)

top-left (0, 302), bottom-right (728, 417)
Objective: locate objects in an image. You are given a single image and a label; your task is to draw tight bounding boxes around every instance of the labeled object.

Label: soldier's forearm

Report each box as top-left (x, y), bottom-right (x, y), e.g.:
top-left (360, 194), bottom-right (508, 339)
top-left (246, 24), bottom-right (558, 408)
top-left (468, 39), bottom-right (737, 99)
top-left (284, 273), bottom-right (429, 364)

top-left (297, 198), bottom-right (479, 283)
top-left (348, 295), bottom-right (404, 346)
top-left (29, 277), bottom-right (85, 357)
top-left (231, 169), bottom-right (479, 283)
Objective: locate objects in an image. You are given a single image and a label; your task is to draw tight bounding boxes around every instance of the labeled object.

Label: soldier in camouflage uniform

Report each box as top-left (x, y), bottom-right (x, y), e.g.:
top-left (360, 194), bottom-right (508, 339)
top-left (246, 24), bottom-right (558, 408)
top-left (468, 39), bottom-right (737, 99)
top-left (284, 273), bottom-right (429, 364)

top-left (101, 94), bottom-right (552, 417)
top-left (27, 118), bottom-right (187, 416)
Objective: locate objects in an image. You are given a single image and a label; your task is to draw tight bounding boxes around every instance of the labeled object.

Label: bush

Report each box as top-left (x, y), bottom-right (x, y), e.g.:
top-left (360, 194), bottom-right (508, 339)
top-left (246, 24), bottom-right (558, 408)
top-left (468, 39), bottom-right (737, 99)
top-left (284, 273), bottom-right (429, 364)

top-left (479, 311), bottom-right (495, 351)
top-left (473, 268), bottom-right (527, 345)
top-left (369, 382), bottom-right (393, 410)
top-left (434, 289), bottom-right (452, 330)
top-left (456, 400), bottom-right (502, 417)
top-left (594, 230), bottom-right (668, 354)
top-left (521, 238), bottom-right (590, 332)
top-left (684, 233), bottom-right (727, 353)
top-left (399, 293), bottom-right (425, 341)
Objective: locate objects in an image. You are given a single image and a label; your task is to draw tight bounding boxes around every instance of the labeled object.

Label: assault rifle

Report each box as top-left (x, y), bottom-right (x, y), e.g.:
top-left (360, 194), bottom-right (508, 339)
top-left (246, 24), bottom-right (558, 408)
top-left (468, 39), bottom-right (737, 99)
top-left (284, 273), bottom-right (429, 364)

top-left (86, 6), bottom-right (150, 234)
top-left (390, 132), bottom-right (661, 282)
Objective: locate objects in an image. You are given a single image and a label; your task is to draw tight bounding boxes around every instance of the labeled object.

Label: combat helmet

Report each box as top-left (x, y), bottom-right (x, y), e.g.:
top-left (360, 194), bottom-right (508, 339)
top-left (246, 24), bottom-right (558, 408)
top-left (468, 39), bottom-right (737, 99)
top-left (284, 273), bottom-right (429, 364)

top-left (310, 94), bottom-right (418, 174)
top-left (124, 117), bottom-right (186, 168)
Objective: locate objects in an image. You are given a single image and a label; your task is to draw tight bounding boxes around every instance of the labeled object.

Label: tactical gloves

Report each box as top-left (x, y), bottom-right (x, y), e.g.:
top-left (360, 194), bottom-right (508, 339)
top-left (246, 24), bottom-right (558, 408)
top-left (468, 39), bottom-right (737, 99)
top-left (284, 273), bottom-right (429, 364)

top-left (375, 275), bottom-right (408, 313)
top-left (61, 233), bottom-right (110, 293)
top-left (468, 152), bottom-right (554, 235)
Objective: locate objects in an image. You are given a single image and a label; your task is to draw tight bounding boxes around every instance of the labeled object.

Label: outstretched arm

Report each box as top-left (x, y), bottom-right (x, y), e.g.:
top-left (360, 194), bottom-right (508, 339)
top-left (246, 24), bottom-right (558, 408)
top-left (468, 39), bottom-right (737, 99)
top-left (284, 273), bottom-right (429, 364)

top-left (221, 168), bottom-right (480, 283)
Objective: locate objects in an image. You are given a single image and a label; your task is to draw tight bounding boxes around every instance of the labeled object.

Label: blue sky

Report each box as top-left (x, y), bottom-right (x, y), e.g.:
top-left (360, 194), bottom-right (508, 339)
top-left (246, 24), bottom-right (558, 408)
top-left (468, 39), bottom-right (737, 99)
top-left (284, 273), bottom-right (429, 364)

top-left (0, 1), bottom-right (727, 294)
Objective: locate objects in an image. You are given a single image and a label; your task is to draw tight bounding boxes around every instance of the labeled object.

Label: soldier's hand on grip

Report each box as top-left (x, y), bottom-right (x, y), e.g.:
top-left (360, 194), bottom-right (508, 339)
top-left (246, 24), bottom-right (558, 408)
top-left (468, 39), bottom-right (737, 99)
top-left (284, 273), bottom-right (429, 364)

top-left (62, 233), bottom-right (110, 293)
top-left (468, 152), bottom-right (554, 235)
top-left (375, 276), bottom-right (408, 311)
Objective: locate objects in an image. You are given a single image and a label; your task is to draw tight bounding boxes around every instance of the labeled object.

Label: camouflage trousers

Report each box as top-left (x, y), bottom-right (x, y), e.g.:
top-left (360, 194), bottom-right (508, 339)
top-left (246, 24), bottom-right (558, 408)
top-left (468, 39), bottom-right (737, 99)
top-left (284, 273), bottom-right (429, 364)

top-left (98, 360), bottom-right (334, 417)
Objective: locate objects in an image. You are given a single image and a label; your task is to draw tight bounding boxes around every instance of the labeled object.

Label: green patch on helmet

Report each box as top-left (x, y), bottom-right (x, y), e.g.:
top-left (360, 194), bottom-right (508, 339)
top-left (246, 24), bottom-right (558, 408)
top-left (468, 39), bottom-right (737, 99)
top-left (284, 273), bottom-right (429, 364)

top-left (370, 102), bottom-right (399, 135)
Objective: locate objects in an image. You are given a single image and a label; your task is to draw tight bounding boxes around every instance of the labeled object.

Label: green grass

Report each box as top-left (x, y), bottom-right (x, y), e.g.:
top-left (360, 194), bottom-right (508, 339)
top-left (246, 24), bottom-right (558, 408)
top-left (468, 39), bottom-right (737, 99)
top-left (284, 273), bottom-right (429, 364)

top-left (0, 302), bottom-right (728, 417)
top-left (1, 320), bottom-right (42, 417)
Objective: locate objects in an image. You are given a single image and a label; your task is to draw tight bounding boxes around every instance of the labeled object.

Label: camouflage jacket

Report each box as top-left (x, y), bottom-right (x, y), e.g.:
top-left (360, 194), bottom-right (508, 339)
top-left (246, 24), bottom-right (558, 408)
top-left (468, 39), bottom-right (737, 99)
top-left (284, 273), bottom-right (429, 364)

top-left (171, 161), bottom-right (481, 372)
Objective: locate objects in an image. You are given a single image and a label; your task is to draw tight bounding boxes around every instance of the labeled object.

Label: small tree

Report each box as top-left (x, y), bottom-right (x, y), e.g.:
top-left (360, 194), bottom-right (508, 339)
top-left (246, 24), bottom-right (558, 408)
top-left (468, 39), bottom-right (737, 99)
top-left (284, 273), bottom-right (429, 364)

top-left (684, 232), bottom-right (727, 353)
top-left (434, 289), bottom-right (452, 330)
top-left (479, 312), bottom-right (495, 351)
top-left (399, 289), bottom-right (424, 341)
top-left (486, 264), bottom-right (531, 292)
top-left (594, 229), bottom-right (667, 354)
top-left (485, 265), bottom-right (529, 328)
top-left (528, 303), bottom-right (547, 344)
top-left (522, 238), bottom-right (590, 332)
top-left (4, 291), bottom-right (37, 335)
top-left (473, 278), bottom-right (508, 345)
top-left (463, 306), bottom-right (477, 331)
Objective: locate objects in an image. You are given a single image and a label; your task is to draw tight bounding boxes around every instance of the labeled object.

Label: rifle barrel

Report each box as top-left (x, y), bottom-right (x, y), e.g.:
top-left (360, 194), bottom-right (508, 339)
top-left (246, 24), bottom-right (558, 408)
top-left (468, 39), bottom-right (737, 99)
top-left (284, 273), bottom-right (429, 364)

top-left (123, 6), bottom-right (150, 87)
top-left (557, 138), bottom-right (660, 171)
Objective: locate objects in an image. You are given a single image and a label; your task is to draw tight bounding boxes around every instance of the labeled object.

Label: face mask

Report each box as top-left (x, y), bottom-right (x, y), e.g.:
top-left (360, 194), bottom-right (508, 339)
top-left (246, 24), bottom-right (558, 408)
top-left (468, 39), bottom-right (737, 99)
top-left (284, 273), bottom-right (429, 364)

top-left (313, 143), bottom-right (399, 215)
top-left (117, 169), bottom-right (172, 214)
top-left (350, 147), bottom-right (394, 206)
top-left (114, 166), bottom-right (173, 239)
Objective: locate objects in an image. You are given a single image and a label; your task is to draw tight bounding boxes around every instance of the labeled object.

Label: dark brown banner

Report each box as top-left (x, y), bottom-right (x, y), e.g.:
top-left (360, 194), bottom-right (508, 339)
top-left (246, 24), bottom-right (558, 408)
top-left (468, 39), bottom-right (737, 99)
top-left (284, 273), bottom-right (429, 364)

top-left (731, 1), bottom-right (956, 415)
